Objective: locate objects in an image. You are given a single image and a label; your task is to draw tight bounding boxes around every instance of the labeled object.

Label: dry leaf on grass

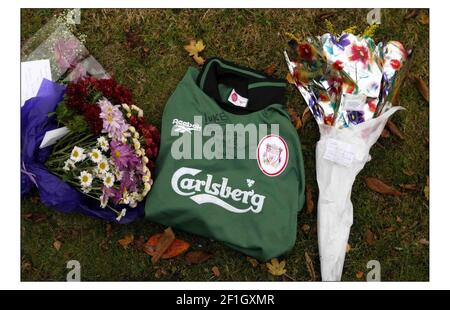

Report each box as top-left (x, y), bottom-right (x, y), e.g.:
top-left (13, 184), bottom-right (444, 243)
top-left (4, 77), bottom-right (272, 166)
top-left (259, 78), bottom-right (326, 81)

top-left (346, 244), bottom-right (351, 253)
top-left (301, 108), bottom-right (311, 125)
top-left (23, 213), bottom-right (48, 223)
top-left (424, 176), bottom-right (429, 201)
top-left (301, 224), bottom-right (311, 235)
top-left (306, 185), bottom-right (314, 214)
top-left (143, 228), bottom-right (190, 263)
top-left (266, 258), bottom-right (287, 276)
top-left (53, 240), bottom-right (62, 251)
top-left (286, 73), bottom-right (295, 84)
top-left (418, 13), bottom-right (429, 25)
top-left (419, 238), bottom-right (429, 246)
top-left (404, 9), bottom-right (420, 20)
top-left (356, 271), bottom-right (365, 279)
top-left (185, 250), bottom-right (212, 265)
top-left (304, 252), bottom-right (316, 281)
top-left (263, 64), bottom-right (277, 76)
top-left (211, 266), bottom-right (221, 277)
top-left (399, 183), bottom-right (420, 191)
top-left (365, 230), bottom-right (376, 246)
top-left (246, 257), bottom-right (259, 268)
top-left (411, 75), bottom-right (429, 102)
top-left (288, 108), bottom-right (302, 130)
top-left (184, 39), bottom-right (206, 66)
top-left (386, 120), bottom-right (405, 140)
top-left (118, 233), bottom-right (134, 249)
top-left (365, 177), bottom-right (402, 196)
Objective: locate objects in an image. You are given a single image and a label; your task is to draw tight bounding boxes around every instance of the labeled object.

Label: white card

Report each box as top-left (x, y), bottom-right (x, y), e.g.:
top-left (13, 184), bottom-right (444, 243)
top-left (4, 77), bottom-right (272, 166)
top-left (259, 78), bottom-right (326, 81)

top-left (39, 127), bottom-right (70, 149)
top-left (323, 138), bottom-right (357, 167)
top-left (21, 59), bottom-right (52, 106)
top-left (342, 93), bottom-right (367, 111)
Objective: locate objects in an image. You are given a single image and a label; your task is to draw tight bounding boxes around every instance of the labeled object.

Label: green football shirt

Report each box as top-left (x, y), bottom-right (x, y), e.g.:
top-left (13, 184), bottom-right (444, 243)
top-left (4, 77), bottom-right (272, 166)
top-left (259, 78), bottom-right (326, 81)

top-left (145, 58), bottom-right (305, 260)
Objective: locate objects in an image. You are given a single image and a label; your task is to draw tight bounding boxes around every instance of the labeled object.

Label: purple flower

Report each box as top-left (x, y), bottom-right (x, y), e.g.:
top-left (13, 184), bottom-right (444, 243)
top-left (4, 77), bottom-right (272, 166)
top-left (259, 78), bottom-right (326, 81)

top-left (101, 186), bottom-right (121, 206)
top-left (347, 111), bottom-right (365, 125)
top-left (120, 171), bottom-right (138, 194)
top-left (98, 98), bottom-right (129, 140)
top-left (110, 140), bottom-right (140, 170)
top-left (330, 34), bottom-right (351, 51)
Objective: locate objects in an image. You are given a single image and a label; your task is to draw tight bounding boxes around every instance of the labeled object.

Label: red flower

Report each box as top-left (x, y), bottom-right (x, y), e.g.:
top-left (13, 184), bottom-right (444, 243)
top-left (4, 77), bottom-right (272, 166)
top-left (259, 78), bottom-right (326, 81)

top-left (390, 59), bottom-right (401, 70)
top-left (298, 43), bottom-right (314, 62)
top-left (327, 76), bottom-right (343, 95)
top-left (324, 114), bottom-right (334, 125)
top-left (82, 104), bottom-right (102, 135)
top-left (319, 92), bottom-right (329, 102)
top-left (332, 60), bottom-right (344, 71)
top-left (368, 99), bottom-right (377, 113)
top-left (349, 44), bottom-right (369, 64)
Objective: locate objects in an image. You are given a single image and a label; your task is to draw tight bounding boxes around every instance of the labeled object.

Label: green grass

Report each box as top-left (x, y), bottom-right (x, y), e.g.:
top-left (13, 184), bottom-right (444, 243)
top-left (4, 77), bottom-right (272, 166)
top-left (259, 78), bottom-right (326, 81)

top-left (20, 8), bottom-right (429, 281)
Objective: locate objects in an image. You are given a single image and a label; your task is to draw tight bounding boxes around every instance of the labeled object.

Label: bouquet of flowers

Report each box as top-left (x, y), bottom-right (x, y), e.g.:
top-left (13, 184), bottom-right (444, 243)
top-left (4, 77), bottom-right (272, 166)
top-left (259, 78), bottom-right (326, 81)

top-left (21, 77), bottom-right (160, 223)
top-left (285, 28), bottom-right (410, 280)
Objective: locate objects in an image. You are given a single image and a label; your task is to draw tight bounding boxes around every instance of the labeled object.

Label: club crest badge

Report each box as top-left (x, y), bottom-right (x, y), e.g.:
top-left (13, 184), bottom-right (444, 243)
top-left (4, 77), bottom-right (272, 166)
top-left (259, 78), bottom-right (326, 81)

top-left (256, 135), bottom-right (288, 177)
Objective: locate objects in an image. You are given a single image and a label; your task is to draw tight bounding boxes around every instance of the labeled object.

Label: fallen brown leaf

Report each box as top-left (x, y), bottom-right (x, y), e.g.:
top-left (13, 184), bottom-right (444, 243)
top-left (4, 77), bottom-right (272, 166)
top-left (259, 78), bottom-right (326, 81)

top-left (356, 271), bottom-right (365, 279)
top-left (304, 252), bottom-right (316, 281)
top-left (212, 266), bottom-right (221, 277)
top-left (263, 64), bottom-right (277, 76)
top-left (419, 238), bottom-right (429, 246)
top-left (316, 11), bottom-right (336, 21)
top-left (418, 13), bottom-right (429, 25)
top-left (124, 29), bottom-right (144, 50)
top-left (346, 244), bottom-right (351, 253)
top-left (23, 212), bottom-right (47, 223)
top-left (381, 128), bottom-right (390, 138)
top-left (266, 258), bottom-right (287, 276)
top-left (365, 177), bottom-right (402, 196)
top-left (399, 183), bottom-right (420, 191)
top-left (53, 240), bottom-right (62, 251)
top-left (301, 224), bottom-right (311, 235)
top-left (288, 108), bottom-right (302, 130)
top-left (246, 257), bottom-right (259, 268)
top-left (306, 185), bottom-right (314, 214)
top-left (411, 75), bottom-right (429, 102)
top-left (301, 107), bottom-right (312, 125)
top-left (149, 227), bottom-right (176, 264)
top-left (286, 73), bottom-right (295, 84)
top-left (117, 233), bottom-right (134, 249)
top-left (424, 176), bottom-right (429, 201)
top-left (396, 216), bottom-right (403, 223)
top-left (386, 120), bottom-right (405, 140)
top-left (404, 9), bottom-right (420, 20)
top-left (365, 230), bottom-right (376, 246)
top-left (192, 54), bottom-right (205, 66)
top-left (144, 233), bottom-right (190, 259)
top-left (185, 250), bottom-right (213, 265)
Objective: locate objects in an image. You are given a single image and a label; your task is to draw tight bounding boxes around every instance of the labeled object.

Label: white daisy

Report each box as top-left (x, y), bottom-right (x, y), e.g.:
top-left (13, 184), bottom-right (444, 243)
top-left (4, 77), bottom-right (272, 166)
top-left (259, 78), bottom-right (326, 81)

top-left (89, 148), bottom-right (102, 163)
top-left (97, 136), bottom-right (109, 152)
top-left (63, 159), bottom-right (75, 171)
top-left (70, 146), bottom-right (86, 162)
top-left (78, 171), bottom-right (93, 188)
top-left (97, 160), bottom-right (109, 174)
top-left (103, 173), bottom-right (115, 188)
top-left (116, 208), bottom-right (127, 222)
top-left (100, 194), bottom-right (108, 208)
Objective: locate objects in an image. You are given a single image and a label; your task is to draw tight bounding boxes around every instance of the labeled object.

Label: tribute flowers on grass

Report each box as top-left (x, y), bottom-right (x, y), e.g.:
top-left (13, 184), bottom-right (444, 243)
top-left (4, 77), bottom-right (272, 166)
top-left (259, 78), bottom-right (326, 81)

top-left (44, 77), bottom-right (160, 221)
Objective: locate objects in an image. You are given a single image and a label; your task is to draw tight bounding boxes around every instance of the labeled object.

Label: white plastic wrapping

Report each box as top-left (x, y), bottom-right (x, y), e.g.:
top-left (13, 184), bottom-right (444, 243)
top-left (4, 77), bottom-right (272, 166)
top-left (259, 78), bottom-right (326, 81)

top-left (316, 106), bottom-right (404, 281)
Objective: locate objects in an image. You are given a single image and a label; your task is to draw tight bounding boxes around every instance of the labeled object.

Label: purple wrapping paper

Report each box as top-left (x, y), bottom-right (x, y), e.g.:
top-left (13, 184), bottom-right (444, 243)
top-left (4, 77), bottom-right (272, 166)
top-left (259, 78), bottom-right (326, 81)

top-left (21, 79), bottom-right (144, 223)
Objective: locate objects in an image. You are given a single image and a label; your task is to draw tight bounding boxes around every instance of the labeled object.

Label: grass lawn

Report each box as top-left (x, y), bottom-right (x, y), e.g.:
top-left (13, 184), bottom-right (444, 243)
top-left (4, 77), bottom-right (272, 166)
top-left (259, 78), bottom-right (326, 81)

top-left (20, 8), bottom-right (429, 281)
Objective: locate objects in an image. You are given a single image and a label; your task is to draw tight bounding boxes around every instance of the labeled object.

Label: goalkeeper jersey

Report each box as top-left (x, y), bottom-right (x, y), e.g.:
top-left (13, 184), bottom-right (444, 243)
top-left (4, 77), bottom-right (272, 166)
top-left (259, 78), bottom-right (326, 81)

top-left (145, 58), bottom-right (305, 260)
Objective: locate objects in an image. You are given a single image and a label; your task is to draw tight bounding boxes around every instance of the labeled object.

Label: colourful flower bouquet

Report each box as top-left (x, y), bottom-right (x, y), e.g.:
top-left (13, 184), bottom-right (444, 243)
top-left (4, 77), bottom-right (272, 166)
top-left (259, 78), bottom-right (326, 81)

top-left (21, 77), bottom-right (160, 223)
top-left (285, 30), bottom-right (409, 281)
